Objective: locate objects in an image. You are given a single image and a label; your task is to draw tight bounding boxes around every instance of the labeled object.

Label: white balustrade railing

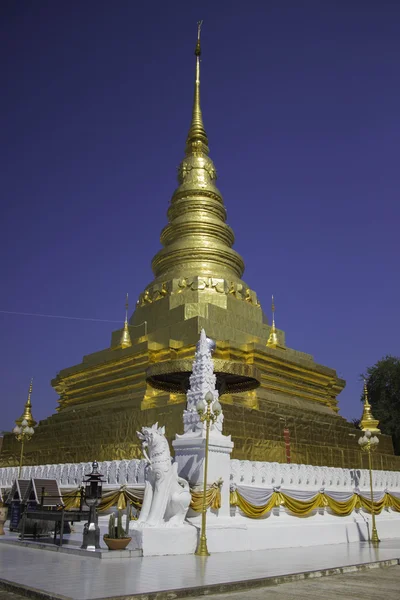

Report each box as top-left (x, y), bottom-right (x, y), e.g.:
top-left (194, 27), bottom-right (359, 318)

top-left (1, 458), bottom-right (400, 495)
top-left (229, 460), bottom-right (400, 493)
top-left (0, 459), bottom-right (147, 489)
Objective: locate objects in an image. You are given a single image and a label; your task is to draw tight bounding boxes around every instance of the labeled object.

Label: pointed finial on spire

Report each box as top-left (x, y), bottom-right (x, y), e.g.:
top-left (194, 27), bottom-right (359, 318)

top-left (115, 293), bottom-right (132, 349)
top-left (267, 295), bottom-right (279, 348)
top-left (363, 379), bottom-right (370, 406)
top-left (360, 378), bottom-right (380, 433)
top-left (196, 19), bottom-right (202, 56)
top-left (271, 295), bottom-right (276, 323)
top-left (186, 20), bottom-right (209, 155)
top-left (26, 378), bottom-right (33, 406)
top-left (16, 378), bottom-right (37, 427)
top-left (125, 293), bottom-right (129, 323)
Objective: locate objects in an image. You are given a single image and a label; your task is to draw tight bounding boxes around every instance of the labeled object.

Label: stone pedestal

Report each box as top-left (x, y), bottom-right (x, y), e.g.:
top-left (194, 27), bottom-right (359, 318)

top-left (173, 433), bottom-right (233, 517)
top-left (129, 524), bottom-right (197, 556)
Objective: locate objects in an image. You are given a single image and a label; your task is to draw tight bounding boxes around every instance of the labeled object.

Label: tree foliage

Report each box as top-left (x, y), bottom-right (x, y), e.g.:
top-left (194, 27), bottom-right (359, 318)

top-left (364, 356), bottom-right (400, 455)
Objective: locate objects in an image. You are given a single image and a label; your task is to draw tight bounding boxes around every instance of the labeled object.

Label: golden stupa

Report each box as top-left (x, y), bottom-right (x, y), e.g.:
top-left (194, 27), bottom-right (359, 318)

top-left (1, 25), bottom-right (399, 470)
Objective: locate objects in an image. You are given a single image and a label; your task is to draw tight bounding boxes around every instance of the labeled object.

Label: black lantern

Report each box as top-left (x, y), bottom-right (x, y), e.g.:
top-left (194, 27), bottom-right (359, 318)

top-left (84, 461), bottom-right (104, 505)
top-left (81, 461), bottom-right (105, 551)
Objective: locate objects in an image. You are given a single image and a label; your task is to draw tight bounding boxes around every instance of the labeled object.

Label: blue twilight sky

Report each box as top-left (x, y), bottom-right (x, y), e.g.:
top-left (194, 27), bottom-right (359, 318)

top-left (0, 0), bottom-right (399, 433)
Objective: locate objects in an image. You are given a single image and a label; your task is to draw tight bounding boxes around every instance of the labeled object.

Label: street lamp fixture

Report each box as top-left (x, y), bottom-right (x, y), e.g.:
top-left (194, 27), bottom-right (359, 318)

top-left (358, 429), bottom-right (380, 545)
top-left (195, 390), bottom-right (222, 557)
top-left (81, 461), bottom-right (105, 551)
top-left (13, 379), bottom-right (36, 477)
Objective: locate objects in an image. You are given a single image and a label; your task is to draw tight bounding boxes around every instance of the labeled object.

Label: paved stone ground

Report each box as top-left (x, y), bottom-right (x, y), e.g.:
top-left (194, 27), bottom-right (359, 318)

top-left (0, 565), bottom-right (399, 600)
top-left (191, 565), bottom-right (400, 600)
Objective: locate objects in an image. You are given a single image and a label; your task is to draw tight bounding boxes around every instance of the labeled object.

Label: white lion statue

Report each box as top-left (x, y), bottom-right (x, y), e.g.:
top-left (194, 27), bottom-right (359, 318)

top-left (133, 423), bottom-right (191, 528)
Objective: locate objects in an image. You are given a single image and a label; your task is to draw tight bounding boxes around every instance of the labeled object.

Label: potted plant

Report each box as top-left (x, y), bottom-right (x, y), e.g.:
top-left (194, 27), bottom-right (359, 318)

top-left (0, 502), bottom-right (7, 536)
top-left (103, 509), bottom-right (131, 550)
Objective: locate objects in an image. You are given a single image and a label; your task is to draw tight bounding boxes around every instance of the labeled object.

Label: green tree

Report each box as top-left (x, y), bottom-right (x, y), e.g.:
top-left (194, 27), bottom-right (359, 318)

top-left (363, 356), bottom-right (400, 455)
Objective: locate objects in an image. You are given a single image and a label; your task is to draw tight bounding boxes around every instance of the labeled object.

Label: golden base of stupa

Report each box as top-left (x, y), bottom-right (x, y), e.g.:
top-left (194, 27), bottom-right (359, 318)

top-left (1, 305), bottom-right (399, 470)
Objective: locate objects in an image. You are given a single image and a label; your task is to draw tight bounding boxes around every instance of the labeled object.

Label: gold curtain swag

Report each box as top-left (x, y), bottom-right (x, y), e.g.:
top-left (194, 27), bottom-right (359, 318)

top-left (62, 486), bottom-right (400, 518)
top-left (61, 486), bottom-right (144, 512)
top-left (230, 489), bottom-right (400, 519)
top-left (190, 481), bottom-right (222, 512)
top-left (62, 488), bottom-right (82, 511)
top-left (98, 487), bottom-right (144, 512)
top-left (62, 481), bottom-right (223, 514)
top-left (230, 489), bottom-right (281, 518)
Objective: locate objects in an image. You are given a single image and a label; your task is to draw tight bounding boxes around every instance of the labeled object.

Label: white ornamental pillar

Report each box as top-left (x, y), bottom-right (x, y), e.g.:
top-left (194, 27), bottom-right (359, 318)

top-left (172, 329), bottom-right (233, 518)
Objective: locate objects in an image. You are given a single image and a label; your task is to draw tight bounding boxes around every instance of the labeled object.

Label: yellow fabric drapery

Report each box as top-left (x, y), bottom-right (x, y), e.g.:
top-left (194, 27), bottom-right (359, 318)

top-left (61, 488), bottom-right (82, 511)
top-left (230, 489), bottom-right (400, 519)
top-left (280, 492), bottom-right (325, 516)
top-left (190, 481), bottom-right (222, 512)
top-left (62, 484), bottom-right (400, 518)
top-left (230, 489), bottom-right (281, 518)
top-left (98, 487), bottom-right (144, 512)
top-left (61, 486), bottom-right (144, 512)
top-left (387, 493), bottom-right (400, 512)
top-left (358, 495), bottom-right (387, 515)
top-left (62, 481), bottom-right (223, 514)
top-left (324, 494), bottom-right (361, 516)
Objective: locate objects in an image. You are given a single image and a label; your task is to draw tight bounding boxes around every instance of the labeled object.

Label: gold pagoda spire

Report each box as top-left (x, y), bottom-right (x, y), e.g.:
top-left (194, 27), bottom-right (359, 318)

top-left (360, 379), bottom-right (380, 434)
top-left (115, 294), bottom-right (132, 349)
top-left (186, 20), bottom-right (209, 155)
top-left (267, 295), bottom-right (279, 348)
top-left (150, 22), bottom-right (245, 283)
top-left (16, 378), bottom-right (37, 427)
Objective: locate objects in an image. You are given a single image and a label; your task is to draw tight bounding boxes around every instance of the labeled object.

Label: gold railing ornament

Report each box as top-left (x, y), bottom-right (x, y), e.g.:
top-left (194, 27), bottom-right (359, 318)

top-left (195, 390), bottom-right (222, 557)
top-left (358, 428), bottom-right (380, 545)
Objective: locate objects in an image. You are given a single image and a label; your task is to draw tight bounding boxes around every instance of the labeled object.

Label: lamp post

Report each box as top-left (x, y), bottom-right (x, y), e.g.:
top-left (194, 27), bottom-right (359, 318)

top-left (81, 461), bottom-right (105, 551)
top-left (358, 429), bottom-right (380, 545)
top-left (13, 379), bottom-right (36, 477)
top-left (195, 390), bottom-right (222, 557)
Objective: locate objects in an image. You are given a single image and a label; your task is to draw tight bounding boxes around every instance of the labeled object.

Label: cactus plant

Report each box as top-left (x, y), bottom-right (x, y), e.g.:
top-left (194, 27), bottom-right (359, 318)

top-left (107, 513), bottom-right (115, 539)
top-left (105, 509), bottom-right (130, 539)
top-left (117, 510), bottom-right (124, 538)
top-left (125, 503), bottom-right (131, 537)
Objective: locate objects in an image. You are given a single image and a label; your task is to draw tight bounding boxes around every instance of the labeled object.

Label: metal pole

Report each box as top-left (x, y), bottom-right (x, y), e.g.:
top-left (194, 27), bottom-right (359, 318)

top-left (368, 448), bottom-right (380, 545)
top-left (195, 404), bottom-right (211, 557)
top-left (18, 438), bottom-right (25, 478)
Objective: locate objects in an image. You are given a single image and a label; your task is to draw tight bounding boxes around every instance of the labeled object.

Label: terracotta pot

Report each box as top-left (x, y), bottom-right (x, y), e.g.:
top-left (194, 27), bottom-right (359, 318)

top-left (0, 507), bottom-right (8, 535)
top-left (103, 535), bottom-right (131, 550)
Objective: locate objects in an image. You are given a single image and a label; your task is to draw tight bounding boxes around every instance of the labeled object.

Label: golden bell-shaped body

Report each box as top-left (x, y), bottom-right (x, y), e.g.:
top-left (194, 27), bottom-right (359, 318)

top-left (118, 320), bottom-right (132, 349)
top-left (266, 296), bottom-right (285, 350)
top-left (267, 325), bottom-right (280, 348)
top-left (360, 381), bottom-right (380, 434)
top-left (114, 294), bottom-right (132, 350)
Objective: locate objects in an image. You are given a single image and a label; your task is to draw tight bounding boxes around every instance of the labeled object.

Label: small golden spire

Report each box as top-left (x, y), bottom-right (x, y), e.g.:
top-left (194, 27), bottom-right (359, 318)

top-left (116, 293), bottom-right (132, 349)
top-left (267, 295), bottom-right (280, 348)
top-left (16, 378), bottom-right (37, 427)
top-left (186, 20), bottom-right (209, 155)
top-left (360, 378), bottom-right (380, 434)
